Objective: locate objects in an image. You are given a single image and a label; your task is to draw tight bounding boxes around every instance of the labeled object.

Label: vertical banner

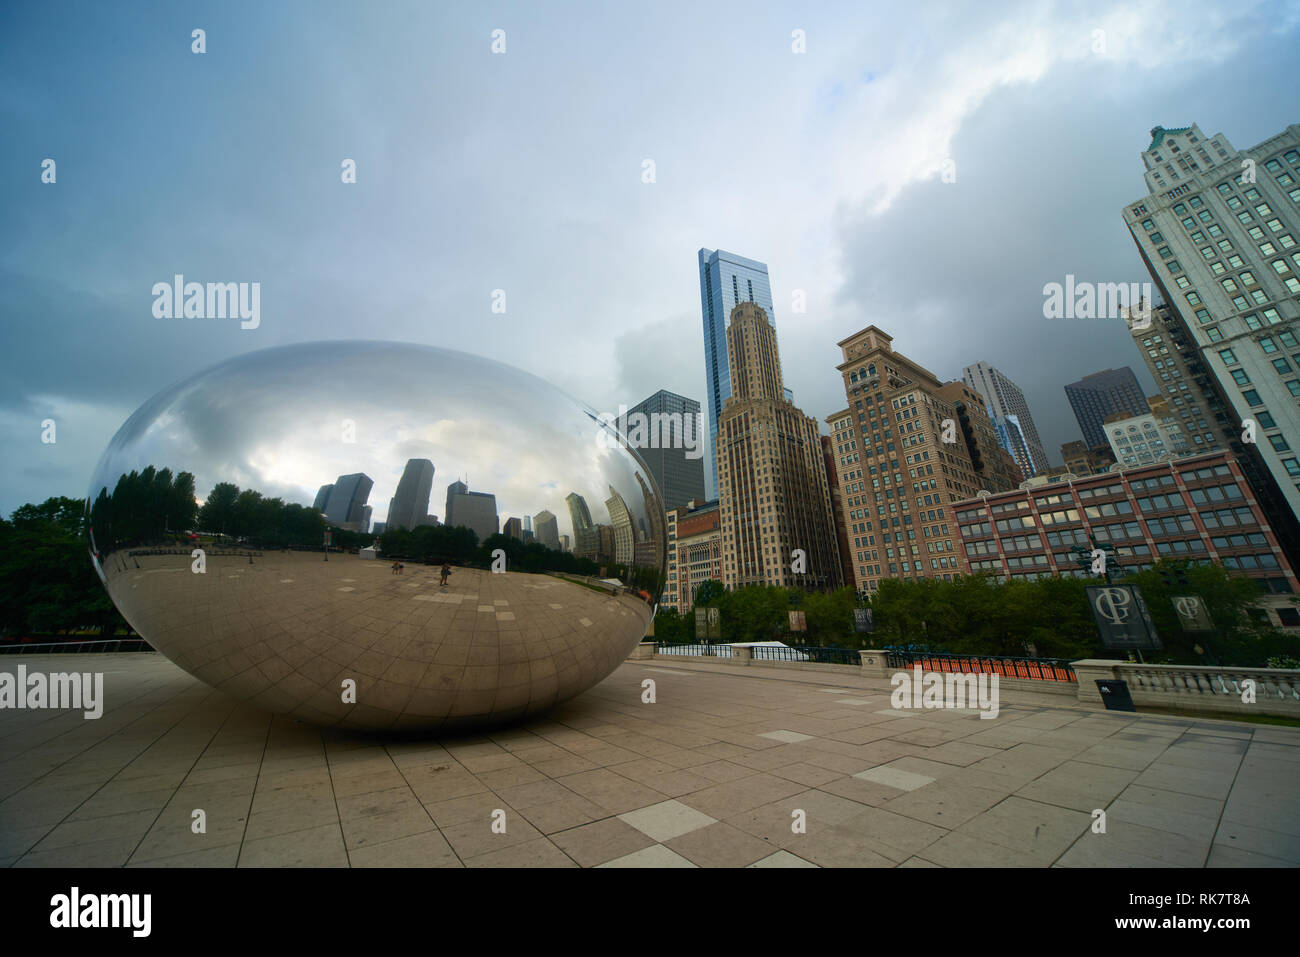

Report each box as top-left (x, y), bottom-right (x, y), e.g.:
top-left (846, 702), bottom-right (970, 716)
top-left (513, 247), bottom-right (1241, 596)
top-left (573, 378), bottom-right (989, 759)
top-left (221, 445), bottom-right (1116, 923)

top-left (853, 607), bottom-right (875, 633)
top-left (1171, 595), bottom-right (1215, 632)
top-left (788, 610), bottom-right (806, 632)
top-left (1085, 585), bottom-right (1162, 650)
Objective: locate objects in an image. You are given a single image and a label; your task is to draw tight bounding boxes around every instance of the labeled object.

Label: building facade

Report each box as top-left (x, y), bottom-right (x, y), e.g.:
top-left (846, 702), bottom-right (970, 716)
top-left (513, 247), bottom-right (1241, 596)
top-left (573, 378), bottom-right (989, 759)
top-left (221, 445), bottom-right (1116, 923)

top-left (323, 473), bottom-right (373, 530)
top-left (663, 499), bottom-right (721, 613)
top-left (625, 389), bottom-right (706, 512)
top-left (1120, 121), bottom-right (1300, 565)
top-left (1064, 367), bottom-right (1150, 449)
top-left (1060, 440), bottom-right (1117, 477)
top-left (698, 248), bottom-right (775, 498)
top-left (387, 458), bottom-right (435, 531)
top-left (444, 480), bottom-right (498, 545)
top-left (533, 510), bottom-right (560, 549)
top-left (716, 303), bottom-right (840, 591)
top-left (953, 450), bottom-right (1296, 600)
top-left (828, 326), bottom-right (1020, 593)
top-left (961, 361), bottom-right (1049, 478)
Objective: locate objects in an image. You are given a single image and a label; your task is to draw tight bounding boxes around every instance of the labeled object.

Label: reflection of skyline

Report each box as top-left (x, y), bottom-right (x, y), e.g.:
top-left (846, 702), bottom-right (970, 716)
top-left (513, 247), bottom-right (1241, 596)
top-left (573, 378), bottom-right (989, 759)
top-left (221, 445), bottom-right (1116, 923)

top-left (89, 343), bottom-right (664, 561)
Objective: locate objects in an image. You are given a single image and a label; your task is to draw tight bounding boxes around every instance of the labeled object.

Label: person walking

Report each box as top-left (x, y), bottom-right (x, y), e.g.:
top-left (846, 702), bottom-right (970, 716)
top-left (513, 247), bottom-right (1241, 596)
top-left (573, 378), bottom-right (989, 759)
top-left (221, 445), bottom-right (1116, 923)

top-left (440, 562), bottom-right (451, 587)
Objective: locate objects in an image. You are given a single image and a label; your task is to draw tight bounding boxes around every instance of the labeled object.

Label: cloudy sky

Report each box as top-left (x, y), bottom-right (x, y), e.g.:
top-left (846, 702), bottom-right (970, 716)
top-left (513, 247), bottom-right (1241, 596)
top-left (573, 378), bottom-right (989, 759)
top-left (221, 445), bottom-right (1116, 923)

top-left (2, 0), bottom-right (1298, 517)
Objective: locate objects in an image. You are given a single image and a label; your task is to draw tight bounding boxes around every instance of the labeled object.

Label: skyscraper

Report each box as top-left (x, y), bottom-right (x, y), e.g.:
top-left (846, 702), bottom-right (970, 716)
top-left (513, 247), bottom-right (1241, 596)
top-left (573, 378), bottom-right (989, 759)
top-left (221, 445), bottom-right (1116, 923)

top-left (604, 486), bottom-right (635, 565)
top-left (387, 458), bottom-right (435, 531)
top-left (503, 517), bottom-right (523, 540)
top-left (1121, 122), bottom-right (1300, 545)
top-left (698, 248), bottom-right (775, 497)
top-left (829, 326), bottom-right (1017, 593)
top-left (533, 510), bottom-right (560, 549)
top-left (565, 492), bottom-right (602, 561)
top-left (1064, 367), bottom-right (1149, 449)
top-left (626, 389), bottom-right (706, 512)
top-left (312, 484), bottom-right (333, 512)
top-left (444, 480), bottom-right (498, 544)
top-left (323, 473), bottom-right (373, 530)
top-left (961, 361), bottom-right (1049, 477)
top-left (716, 303), bottom-right (840, 590)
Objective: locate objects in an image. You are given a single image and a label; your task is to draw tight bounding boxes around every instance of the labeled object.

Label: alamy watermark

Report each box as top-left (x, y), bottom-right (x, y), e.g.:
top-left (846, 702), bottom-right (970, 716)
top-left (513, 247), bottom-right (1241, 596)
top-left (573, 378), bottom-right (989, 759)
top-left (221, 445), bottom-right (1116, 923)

top-left (0, 666), bottom-right (104, 719)
top-left (596, 405), bottom-right (706, 460)
top-left (890, 665), bottom-right (999, 719)
top-left (152, 274), bottom-right (260, 329)
top-left (1043, 275), bottom-right (1151, 328)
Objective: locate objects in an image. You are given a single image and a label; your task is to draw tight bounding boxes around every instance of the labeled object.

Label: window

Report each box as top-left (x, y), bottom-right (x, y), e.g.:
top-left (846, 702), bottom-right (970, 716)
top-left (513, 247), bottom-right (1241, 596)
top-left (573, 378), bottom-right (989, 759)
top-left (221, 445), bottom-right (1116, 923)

top-left (1218, 347), bottom-right (1238, 364)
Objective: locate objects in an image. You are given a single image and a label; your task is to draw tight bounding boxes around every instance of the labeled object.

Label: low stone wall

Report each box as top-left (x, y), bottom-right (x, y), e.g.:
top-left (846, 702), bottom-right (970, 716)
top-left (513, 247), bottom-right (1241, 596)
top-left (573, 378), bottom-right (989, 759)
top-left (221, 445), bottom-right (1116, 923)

top-left (1072, 659), bottom-right (1300, 717)
top-left (628, 646), bottom-right (1300, 716)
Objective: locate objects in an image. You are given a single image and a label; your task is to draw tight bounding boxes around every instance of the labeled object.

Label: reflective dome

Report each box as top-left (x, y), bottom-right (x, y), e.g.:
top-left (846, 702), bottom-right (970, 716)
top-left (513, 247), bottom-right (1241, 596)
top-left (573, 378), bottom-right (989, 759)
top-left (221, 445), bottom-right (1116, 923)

top-left (87, 341), bottom-right (665, 731)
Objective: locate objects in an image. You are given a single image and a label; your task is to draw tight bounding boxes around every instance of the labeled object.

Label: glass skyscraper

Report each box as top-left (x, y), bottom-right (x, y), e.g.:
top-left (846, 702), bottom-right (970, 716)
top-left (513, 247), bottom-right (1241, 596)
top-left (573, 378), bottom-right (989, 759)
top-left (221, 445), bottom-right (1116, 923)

top-left (698, 248), bottom-right (775, 497)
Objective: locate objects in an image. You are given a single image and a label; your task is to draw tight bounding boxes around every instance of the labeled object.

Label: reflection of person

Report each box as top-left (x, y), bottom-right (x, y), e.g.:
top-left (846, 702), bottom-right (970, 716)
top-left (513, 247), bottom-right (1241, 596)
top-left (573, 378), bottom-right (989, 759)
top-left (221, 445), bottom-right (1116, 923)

top-left (440, 562), bottom-right (451, 586)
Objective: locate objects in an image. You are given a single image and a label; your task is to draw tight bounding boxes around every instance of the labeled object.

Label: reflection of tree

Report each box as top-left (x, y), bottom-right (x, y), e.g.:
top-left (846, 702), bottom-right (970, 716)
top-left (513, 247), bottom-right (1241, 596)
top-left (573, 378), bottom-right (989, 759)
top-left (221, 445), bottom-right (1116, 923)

top-left (90, 466), bottom-right (354, 551)
top-left (90, 466), bottom-right (198, 553)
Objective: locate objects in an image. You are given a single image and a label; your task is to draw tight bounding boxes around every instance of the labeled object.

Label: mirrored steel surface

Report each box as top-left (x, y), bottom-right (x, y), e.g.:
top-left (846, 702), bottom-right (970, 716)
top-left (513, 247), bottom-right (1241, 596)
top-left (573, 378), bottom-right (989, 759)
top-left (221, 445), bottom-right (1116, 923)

top-left (87, 341), bottom-right (665, 731)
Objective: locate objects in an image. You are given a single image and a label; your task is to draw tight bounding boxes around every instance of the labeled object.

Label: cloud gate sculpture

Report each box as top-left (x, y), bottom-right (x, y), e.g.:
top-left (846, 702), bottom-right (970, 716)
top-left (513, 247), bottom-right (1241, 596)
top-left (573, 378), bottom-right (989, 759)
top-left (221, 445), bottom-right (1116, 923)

top-left (87, 341), bottom-right (665, 731)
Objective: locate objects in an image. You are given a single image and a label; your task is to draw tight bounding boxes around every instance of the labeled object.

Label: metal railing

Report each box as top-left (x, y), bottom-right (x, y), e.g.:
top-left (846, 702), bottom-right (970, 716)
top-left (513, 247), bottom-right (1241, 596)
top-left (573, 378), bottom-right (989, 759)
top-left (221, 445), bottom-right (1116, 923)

top-left (886, 650), bottom-right (1076, 682)
top-left (752, 645), bottom-right (861, 665)
top-left (0, 639), bottom-right (154, 655)
top-left (653, 642), bottom-right (733, 657)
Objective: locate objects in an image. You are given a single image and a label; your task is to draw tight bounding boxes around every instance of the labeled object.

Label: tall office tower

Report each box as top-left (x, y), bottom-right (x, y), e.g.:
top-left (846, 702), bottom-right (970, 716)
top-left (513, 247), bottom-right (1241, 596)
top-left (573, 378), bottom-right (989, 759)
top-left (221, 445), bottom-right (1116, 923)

top-left (387, 458), bottom-right (435, 531)
top-left (444, 480), bottom-right (499, 544)
top-left (312, 485), bottom-right (333, 512)
top-left (523, 515), bottom-right (532, 534)
top-left (559, 534), bottom-right (571, 552)
top-left (716, 303), bottom-right (841, 590)
top-left (533, 510), bottom-right (560, 549)
top-left (821, 431), bottom-right (858, 589)
top-left (1121, 125), bottom-right (1300, 557)
top-left (1064, 367), bottom-right (1149, 448)
top-left (359, 506), bottom-right (372, 535)
top-left (604, 486), bottom-right (635, 565)
top-left (961, 362), bottom-right (1049, 477)
top-left (626, 389), bottom-right (706, 512)
top-left (829, 326), bottom-right (1018, 593)
top-left (323, 473), bottom-right (373, 530)
top-left (565, 492), bottom-right (602, 560)
top-left (503, 517), bottom-right (523, 540)
top-left (698, 248), bottom-right (776, 498)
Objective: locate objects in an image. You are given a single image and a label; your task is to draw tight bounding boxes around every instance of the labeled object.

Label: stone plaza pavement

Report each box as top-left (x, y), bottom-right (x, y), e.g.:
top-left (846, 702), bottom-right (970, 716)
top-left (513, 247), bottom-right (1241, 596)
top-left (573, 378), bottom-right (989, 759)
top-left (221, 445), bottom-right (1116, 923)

top-left (1, 653), bottom-right (1297, 867)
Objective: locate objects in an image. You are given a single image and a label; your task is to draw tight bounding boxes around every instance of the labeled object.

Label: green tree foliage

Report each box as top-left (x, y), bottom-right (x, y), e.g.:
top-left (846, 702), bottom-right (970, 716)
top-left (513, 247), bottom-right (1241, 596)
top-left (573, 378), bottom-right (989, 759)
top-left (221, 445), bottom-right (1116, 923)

top-left (1125, 559), bottom-right (1295, 666)
top-left (0, 497), bottom-right (127, 638)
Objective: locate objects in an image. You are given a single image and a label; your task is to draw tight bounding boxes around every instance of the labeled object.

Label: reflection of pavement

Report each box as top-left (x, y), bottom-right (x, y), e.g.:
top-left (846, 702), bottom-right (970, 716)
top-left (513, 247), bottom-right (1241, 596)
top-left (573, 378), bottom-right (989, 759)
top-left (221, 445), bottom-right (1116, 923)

top-left (2, 652), bottom-right (1295, 868)
top-left (100, 552), bottom-right (649, 730)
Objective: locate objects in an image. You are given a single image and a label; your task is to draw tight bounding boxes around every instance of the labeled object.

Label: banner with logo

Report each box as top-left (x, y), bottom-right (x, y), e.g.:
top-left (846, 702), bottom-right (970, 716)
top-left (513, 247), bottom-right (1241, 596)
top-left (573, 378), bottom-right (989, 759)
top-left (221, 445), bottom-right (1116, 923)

top-left (788, 610), bottom-right (806, 632)
top-left (695, 606), bottom-right (721, 640)
top-left (1085, 585), bottom-right (1162, 650)
top-left (853, 607), bottom-right (875, 633)
top-left (1171, 595), bottom-right (1215, 632)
